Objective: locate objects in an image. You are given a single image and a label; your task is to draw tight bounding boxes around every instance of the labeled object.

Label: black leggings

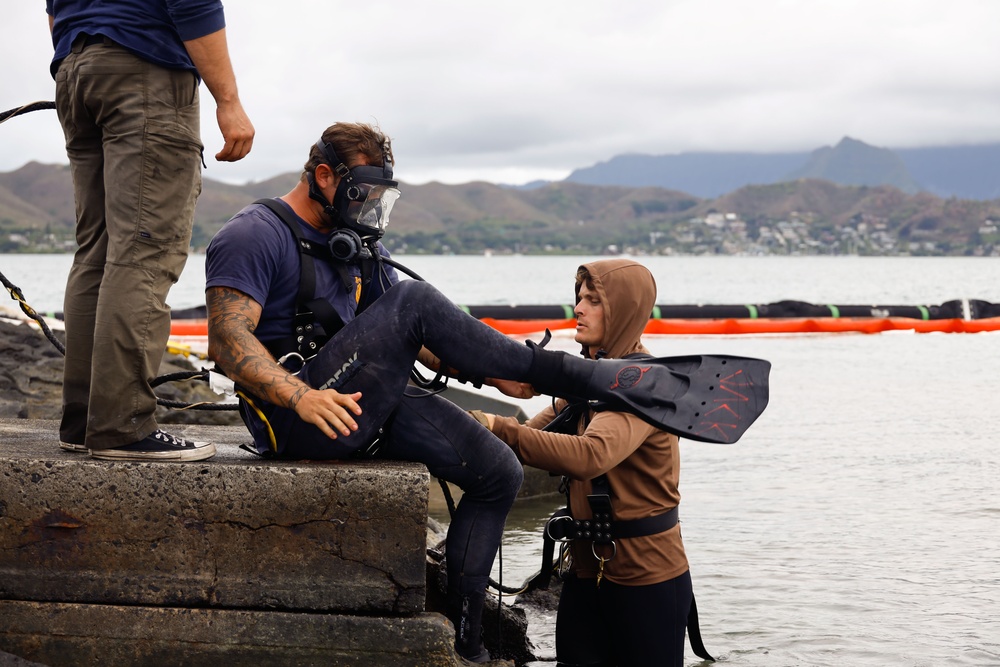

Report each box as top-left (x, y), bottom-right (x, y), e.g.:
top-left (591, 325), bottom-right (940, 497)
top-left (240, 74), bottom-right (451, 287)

top-left (556, 570), bottom-right (693, 667)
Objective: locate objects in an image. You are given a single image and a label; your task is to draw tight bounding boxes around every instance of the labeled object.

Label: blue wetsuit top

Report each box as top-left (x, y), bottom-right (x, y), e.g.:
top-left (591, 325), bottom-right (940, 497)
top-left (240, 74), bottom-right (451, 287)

top-left (205, 199), bottom-right (399, 352)
top-left (46, 0), bottom-right (225, 77)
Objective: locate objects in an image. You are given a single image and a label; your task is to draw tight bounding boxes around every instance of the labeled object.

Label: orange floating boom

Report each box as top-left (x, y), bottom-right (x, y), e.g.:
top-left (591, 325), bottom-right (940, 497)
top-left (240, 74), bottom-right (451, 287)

top-left (170, 315), bottom-right (1000, 338)
top-left (481, 317), bottom-right (1000, 335)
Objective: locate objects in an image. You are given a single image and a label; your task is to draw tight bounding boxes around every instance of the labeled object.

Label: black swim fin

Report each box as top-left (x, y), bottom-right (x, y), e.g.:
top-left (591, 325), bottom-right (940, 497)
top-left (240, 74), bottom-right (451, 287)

top-left (588, 354), bottom-right (770, 443)
top-left (530, 349), bottom-right (770, 444)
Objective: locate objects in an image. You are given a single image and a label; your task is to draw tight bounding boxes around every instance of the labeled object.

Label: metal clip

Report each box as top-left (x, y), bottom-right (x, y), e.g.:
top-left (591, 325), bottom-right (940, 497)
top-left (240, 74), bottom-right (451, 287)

top-left (277, 351), bottom-right (306, 373)
top-left (545, 514), bottom-right (575, 542)
top-left (591, 540), bottom-right (616, 587)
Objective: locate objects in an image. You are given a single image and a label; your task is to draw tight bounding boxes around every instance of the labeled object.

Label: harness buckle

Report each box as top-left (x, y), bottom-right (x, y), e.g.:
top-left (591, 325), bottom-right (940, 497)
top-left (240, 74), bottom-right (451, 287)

top-left (545, 514), bottom-right (576, 542)
top-left (591, 540), bottom-right (617, 563)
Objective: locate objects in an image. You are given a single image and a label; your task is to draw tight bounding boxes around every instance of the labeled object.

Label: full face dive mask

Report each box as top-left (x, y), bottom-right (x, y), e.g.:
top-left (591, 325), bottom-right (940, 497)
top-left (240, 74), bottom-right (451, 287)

top-left (307, 137), bottom-right (400, 260)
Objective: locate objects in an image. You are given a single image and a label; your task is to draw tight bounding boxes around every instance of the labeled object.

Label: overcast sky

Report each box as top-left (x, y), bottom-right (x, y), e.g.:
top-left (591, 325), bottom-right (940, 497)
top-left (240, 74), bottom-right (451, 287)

top-left (3, 1), bottom-right (999, 186)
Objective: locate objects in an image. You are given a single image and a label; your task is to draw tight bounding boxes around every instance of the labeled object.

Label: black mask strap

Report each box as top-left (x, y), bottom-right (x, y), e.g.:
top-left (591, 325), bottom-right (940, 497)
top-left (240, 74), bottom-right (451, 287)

top-left (307, 140), bottom-right (352, 220)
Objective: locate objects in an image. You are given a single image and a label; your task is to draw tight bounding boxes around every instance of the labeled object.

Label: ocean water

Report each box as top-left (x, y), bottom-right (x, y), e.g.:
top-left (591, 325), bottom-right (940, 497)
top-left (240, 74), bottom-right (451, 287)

top-left (6, 253), bottom-right (1000, 313)
top-left (2, 253), bottom-right (999, 665)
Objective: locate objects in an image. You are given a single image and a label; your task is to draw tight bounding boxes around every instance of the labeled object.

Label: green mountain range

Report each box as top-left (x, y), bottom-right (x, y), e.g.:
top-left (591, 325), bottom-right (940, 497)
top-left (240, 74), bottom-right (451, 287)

top-left (3, 138), bottom-right (999, 256)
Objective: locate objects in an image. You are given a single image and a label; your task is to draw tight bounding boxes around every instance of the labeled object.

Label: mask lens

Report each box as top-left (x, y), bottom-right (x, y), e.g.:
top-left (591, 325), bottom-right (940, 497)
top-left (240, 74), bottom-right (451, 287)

top-left (349, 184), bottom-right (400, 232)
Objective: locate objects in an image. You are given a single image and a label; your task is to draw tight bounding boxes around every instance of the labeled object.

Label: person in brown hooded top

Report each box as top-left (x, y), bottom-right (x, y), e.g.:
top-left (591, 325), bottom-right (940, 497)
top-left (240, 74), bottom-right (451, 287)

top-left (477, 258), bottom-right (695, 667)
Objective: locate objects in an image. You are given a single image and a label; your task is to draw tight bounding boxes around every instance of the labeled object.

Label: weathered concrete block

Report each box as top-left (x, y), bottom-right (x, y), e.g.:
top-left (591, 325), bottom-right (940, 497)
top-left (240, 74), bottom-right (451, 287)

top-left (0, 600), bottom-right (465, 667)
top-left (0, 419), bottom-right (428, 615)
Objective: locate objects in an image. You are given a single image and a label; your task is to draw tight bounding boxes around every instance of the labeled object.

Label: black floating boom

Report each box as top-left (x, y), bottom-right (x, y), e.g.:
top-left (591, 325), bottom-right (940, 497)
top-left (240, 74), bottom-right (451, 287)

top-left (460, 298), bottom-right (1000, 321)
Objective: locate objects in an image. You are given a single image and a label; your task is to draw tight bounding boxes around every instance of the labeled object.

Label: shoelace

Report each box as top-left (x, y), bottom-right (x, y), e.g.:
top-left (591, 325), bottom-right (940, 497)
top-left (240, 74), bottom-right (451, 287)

top-left (152, 430), bottom-right (191, 447)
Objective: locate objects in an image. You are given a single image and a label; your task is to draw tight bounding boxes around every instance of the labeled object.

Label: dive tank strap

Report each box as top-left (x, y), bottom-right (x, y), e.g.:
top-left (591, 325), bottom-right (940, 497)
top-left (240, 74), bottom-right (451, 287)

top-left (254, 198), bottom-right (351, 356)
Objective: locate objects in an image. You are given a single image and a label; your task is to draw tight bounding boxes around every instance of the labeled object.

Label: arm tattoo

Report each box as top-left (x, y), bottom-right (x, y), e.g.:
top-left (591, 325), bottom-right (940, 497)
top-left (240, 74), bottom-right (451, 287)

top-left (206, 286), bottom-right (312, 409)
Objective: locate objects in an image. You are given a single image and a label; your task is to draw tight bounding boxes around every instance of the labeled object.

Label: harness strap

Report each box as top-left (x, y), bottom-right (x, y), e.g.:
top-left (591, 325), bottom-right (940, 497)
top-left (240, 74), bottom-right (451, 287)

top-left (544, 506), bottom-right (679, 542)
top-left (254, 198), bottom-right (349, 355)
top-left (688, 594), bottom-right (715, 661)
top-left (356, 252), bottom-right (377, 313)
top-left (526, 506), bottom-right (571, 591)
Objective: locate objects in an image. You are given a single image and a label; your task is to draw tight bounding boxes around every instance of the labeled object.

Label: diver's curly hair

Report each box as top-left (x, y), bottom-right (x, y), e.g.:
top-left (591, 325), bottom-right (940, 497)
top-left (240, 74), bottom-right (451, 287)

top-left (301, 122), bottom-right (394, 180)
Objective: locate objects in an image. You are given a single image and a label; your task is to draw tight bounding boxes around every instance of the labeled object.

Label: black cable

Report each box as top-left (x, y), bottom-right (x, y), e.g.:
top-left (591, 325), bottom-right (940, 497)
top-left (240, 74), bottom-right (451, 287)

top-left (2, 268), bottom-right (66, 355)
top-left (379, 254), bottom-right (425, 281)
top-left (0, 100), bottom-right (223, 409)
top-left (437, 477), bottom-right (458, 516)
top-left (0, 101), bottom-right (56, 125)
top-left (497, 540), bottom-right (504, 645)
top-left (1, 266), bottom-right (233, 411)
top-left (0, 99), bottom-right (232, 412)
top-left (150, 370), bottom-right (207, 387)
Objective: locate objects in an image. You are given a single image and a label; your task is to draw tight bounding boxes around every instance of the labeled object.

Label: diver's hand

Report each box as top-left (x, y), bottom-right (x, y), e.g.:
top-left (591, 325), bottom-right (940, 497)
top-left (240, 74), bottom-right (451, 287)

top-left (488, 378), bottom-right (538, 400)
top-left (292, 388), bottom-right (362, 439)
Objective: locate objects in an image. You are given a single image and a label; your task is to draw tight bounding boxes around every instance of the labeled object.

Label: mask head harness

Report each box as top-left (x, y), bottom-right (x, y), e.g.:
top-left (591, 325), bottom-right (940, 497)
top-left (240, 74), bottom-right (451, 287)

top-left (307, 137), bottom-right (400, 262)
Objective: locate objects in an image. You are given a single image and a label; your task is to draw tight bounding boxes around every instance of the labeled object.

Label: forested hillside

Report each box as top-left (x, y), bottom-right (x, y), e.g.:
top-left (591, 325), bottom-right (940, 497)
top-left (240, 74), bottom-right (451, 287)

top-left (2, 162), bottom-right (998, 256)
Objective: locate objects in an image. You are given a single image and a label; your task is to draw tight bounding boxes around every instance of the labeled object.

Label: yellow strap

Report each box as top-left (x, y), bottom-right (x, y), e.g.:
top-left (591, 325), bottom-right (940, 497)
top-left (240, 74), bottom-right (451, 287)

top-left (236, 390), bottom-right (278, 453)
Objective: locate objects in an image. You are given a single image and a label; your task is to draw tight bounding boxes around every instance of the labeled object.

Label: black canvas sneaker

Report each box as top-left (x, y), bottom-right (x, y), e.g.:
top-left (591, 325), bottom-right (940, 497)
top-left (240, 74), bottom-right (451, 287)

top-left (89, 430), bottom-right (216, 462)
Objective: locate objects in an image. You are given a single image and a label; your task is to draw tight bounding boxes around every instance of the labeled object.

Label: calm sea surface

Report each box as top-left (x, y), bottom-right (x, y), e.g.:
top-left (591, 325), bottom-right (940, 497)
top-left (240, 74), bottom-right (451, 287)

top-left (2, 254), bottom-right (999, 666)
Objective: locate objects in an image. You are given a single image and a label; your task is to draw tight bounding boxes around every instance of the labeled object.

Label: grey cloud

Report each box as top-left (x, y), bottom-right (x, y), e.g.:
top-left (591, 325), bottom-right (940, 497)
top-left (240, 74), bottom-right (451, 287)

top-left (3, 0), bottom-right (999, 185)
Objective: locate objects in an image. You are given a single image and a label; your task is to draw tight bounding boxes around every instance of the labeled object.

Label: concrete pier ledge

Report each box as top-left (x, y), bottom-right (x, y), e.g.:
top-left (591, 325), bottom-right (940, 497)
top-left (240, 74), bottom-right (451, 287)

top-left (0, 418), bottom-right (466, 666)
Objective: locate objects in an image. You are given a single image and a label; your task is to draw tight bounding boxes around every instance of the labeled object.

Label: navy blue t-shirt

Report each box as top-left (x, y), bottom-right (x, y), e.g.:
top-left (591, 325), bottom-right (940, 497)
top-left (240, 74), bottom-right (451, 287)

top-left (46, 0), bottom-right (225, 77)
top-left (205, 199), bottom-right (398, 350)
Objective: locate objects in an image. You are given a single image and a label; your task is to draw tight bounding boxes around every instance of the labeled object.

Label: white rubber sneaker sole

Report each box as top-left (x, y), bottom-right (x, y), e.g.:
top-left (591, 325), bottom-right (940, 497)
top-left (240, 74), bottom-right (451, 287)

top-left (89, 442), bottom-right (217, 462)
top-left (59, 441), bottom-right (89, 453)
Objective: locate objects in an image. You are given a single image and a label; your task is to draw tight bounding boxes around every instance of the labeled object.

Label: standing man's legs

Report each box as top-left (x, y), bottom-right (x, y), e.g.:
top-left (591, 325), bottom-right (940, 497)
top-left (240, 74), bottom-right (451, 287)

top-left (56, 39), bottom-right (106, 448)
top-left (56, 39), bottom-right (203, 449)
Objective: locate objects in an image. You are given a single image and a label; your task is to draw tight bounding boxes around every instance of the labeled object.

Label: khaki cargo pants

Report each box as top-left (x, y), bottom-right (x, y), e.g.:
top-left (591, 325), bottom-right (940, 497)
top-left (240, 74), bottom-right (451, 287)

top-left (55, 36), bottom-right (203, 449)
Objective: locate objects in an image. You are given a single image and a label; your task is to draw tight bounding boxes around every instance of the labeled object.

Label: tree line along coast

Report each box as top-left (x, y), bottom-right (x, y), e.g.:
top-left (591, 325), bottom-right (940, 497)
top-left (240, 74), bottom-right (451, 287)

top-left (2, 160), bottom-right (999, 257)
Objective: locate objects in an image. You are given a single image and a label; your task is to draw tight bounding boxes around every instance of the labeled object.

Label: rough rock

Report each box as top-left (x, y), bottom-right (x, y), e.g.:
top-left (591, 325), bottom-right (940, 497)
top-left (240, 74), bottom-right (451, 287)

top-left (0, 316), bottom-right (240, 426)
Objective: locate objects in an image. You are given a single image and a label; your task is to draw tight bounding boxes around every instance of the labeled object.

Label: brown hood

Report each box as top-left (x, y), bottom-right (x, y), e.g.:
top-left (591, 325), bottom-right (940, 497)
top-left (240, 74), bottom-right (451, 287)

top-left (576, 259), bottom-right (656, 359)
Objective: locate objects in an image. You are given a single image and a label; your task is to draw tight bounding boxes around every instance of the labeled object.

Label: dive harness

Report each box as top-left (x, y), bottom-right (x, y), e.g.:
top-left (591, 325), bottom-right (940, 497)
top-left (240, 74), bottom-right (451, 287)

top-left (253, 197), bottom-right (379, 362)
